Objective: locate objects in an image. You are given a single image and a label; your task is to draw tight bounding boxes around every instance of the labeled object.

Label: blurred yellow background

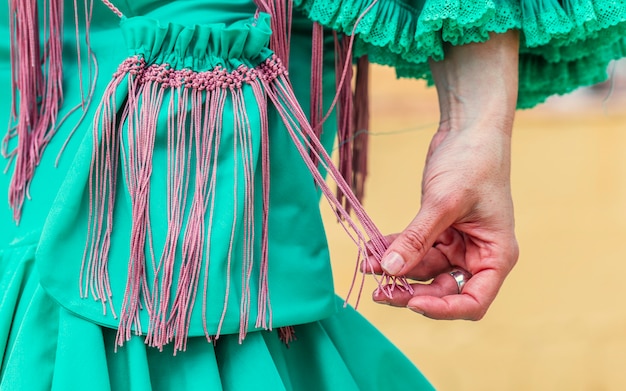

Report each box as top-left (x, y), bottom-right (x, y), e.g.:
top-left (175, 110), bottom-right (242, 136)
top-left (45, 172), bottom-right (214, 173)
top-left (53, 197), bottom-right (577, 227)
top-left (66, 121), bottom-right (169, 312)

top-left (324, 63), bottom-right (626, 390)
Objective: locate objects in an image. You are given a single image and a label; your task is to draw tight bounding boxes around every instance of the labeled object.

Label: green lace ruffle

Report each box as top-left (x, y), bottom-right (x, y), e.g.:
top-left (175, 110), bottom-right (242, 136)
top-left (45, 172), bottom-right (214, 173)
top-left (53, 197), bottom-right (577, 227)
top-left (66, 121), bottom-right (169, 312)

top-left (294, 0), bottom-right (626, 108)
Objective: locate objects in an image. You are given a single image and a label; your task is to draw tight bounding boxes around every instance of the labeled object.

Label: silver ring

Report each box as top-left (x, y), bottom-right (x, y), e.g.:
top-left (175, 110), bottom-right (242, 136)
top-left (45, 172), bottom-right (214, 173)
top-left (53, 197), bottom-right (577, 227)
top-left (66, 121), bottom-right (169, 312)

top-left (449, 270), bottom-right (467, 294)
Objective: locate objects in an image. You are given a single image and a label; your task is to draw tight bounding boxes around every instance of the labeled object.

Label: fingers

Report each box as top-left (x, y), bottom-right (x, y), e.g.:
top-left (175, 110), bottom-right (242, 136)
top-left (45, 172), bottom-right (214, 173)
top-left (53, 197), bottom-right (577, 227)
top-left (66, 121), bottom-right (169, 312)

top-left (372, 271), bottom-right (461, 307)
top-left (407, 269), bottom-right (501, 320)
top-left (373, 268), bottom-right (503, 321)
top-left (363, 246), bottom-right (451, 281)
top-left (368, 225), bottom-right (465, 281)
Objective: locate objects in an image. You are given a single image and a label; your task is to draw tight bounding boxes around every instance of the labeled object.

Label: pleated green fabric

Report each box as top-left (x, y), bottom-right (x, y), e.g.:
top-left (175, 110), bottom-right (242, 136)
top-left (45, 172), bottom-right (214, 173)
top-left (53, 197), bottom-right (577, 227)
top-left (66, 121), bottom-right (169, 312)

top-left (294, 0), bottom-right (626, 108)
top-left (1, 247), bottom-right (432, 390)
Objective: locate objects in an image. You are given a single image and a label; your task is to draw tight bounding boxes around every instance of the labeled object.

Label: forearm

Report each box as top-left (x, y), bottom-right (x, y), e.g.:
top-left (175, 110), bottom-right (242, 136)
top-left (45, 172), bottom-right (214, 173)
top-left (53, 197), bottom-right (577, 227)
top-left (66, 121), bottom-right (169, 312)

top-left (429, 31), bottom-right (520, 136)
top-left (374, 32), bottom-right (520, 320)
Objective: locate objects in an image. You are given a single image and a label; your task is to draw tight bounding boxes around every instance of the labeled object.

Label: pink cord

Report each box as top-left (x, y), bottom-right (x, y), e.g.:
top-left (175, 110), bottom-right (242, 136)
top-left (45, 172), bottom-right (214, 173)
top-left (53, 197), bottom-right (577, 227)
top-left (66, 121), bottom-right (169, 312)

top-left (100, 0), bottom-right (123, 18)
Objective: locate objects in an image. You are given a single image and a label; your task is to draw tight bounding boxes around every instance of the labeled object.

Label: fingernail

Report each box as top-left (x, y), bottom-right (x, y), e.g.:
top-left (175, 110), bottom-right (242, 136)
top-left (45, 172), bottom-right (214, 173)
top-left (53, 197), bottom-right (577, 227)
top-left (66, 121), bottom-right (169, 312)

top-left (407, 306), bottom-right (424, 315)
top-left (381, 251), bottom-right (405, 275)
top-left (360, 257), bottom-right (373, 273)
top-left (373, 299), bottom-right (390, 306)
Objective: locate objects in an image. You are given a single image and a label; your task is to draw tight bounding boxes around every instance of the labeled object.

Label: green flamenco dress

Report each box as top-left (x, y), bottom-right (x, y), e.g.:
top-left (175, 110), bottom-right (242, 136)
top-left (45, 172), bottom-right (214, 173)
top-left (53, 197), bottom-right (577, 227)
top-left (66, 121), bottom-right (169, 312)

top-left (0, 0), bottom-right (624, 390)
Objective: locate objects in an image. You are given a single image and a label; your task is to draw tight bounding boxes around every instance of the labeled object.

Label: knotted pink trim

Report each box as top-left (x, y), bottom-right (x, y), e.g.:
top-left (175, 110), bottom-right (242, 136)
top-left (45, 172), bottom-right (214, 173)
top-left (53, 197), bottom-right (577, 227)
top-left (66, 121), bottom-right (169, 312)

top-left (112, 57), bottom-right (285, 91)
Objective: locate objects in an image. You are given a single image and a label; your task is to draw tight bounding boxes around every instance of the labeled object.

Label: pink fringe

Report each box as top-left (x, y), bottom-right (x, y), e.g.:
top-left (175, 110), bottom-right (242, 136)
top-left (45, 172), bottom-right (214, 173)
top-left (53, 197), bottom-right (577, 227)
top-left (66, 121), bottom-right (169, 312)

top-left (115, 74), bottom-right (164, 346)
top-left (4, 0), bottom-right (101, 221)
top-left (333, 33), bottom-right (355, 212)
top-left (257, 57), bottom-right (413, 304)
top-left (82, 0), bottom-right (408, 352)
top-left (254, 0), bottom-right (293, 69)
top-left (253, 0), bottom-right (407, 310)
top-left (257, 1), bottom-right (375, 207)
top-left (252, 79), bottom-right (272, 332)
top-left (196, 87), bottom-right (226, 344)
top-left (278, 326), bottom-right (296, 347)
top-left (350, 56), bottom-right (370, 203)
top-left (80, 61), bottom-right (128, 319)
top-left (84, 57), bottom-right (280, 351)
top-left (310, 22), bottom-right (325, 140)
top-left (3, 0), bottom-right (64, 223)
top-left (84, 53), bottom-right (411, 352)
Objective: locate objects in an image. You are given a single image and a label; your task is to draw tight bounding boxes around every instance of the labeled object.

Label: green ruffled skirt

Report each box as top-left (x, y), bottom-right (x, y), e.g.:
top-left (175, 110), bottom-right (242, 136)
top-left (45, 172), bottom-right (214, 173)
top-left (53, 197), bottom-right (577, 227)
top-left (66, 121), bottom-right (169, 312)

top-left (0, 243), bottom-right (433, 390)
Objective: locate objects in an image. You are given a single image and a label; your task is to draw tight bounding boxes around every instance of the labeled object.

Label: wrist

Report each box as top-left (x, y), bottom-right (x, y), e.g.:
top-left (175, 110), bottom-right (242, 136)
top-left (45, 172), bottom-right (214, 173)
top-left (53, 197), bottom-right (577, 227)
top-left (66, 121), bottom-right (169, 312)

top-left (430, 30), bottom-right (520, 136)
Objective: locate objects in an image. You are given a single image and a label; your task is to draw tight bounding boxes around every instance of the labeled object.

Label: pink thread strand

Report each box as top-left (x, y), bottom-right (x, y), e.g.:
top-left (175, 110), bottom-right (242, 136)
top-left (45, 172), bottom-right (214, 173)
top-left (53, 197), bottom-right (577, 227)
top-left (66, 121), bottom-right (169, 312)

top-left (252, 81), bottom-right (271, 330)
top-left (100, 0), bottom-right (123, 18)
top-left (4, 0), bottom-right (64, 223)
top-left (202, 89), bottom-right (225, 343)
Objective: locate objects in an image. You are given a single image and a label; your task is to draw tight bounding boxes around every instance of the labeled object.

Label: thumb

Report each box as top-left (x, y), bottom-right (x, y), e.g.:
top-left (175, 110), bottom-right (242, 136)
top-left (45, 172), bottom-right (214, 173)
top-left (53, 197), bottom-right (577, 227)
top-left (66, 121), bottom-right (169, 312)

top-left (380, 201), bottom-right (457, 276)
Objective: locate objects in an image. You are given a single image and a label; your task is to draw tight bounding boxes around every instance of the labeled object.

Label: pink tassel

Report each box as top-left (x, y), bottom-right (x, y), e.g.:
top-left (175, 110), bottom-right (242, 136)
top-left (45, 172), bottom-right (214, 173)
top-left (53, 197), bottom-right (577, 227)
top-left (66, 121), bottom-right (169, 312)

top-left (4, 0), bottom-right (101, 220)
top-left (333, 33), bottom-right (355, 212)
top-left (351, 56), bottom-right (370, 203)
top-left (199, 88), bottom-right (227, 344)
top-left (255, 1), bottom-right (372, 207)
top-left (85, 58), bottom-right (278, 352)
top-left (115, 75), bottom-right (165, 346)
top-left (144, 85), bottom-right (192, 351)
top-left (332, 39), bottom-right (371, 210)
top-left (80, 59), bottom-right (133, 319)
top-left (253, 0), bottom-right (405, 307)
top-left (234, 84), bottom-right (257, 343)
top-left (257, 57), bottom-right (413, 306)
top-left (251, 81), bottom-right (272, 332)
top-left (278, 326), bottom-right (296, 347)
top-left (310, 22), bottom-right (325, 140)
top-left (3, 0), bottom-right (64, 223)
top-left (254, 0), bottom-right (292, 69)
top-left (167, 88), bottom-right (213, 351)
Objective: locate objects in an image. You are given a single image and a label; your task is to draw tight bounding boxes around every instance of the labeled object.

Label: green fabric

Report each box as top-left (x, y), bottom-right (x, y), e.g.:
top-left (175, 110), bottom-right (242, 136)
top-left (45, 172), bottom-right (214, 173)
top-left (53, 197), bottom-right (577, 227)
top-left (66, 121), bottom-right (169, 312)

top-left (2, 0), bottom-right (624, 388)
top-left (0, 247), bottom-right (434, 390)
top-left (294, 0), bottom-right (626, 108)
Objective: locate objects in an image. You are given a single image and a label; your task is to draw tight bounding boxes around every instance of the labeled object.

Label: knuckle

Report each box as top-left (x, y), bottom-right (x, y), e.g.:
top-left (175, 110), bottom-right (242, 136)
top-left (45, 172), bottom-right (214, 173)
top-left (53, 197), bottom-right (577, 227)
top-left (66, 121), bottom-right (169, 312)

top-left (468, 310), bottom-right (486, 321)
top-left (438, 193), bottom-right (464, 212)
top-left (400, 227), bottom-right (429, 255)
top-left (503, 237), bottom-right (520, 271)
top-left (424, 192), bottom-right (461, 215)
top-left (510, 239), bottom-right (520, 263)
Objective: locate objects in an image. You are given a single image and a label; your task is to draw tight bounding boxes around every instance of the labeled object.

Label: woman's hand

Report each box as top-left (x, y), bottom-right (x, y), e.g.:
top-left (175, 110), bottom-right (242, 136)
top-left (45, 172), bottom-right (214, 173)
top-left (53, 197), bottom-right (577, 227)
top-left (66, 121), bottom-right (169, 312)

top-left (367, 31), bottom-right (520, 320)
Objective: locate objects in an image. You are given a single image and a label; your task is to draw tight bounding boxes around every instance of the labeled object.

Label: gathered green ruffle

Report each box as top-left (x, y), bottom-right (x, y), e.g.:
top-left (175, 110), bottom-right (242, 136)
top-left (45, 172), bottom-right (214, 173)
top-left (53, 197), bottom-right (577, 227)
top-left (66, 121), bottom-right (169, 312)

top-left (294, 0), bottom-right (626, 108)
top-left (120, 13), bottom-right (274, 71)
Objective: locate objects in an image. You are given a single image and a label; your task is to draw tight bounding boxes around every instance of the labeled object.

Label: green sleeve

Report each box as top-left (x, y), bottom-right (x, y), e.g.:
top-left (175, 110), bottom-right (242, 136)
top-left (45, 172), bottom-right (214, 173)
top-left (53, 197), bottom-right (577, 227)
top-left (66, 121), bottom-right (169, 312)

top-left (294, 0), bottom-right (626, 108)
